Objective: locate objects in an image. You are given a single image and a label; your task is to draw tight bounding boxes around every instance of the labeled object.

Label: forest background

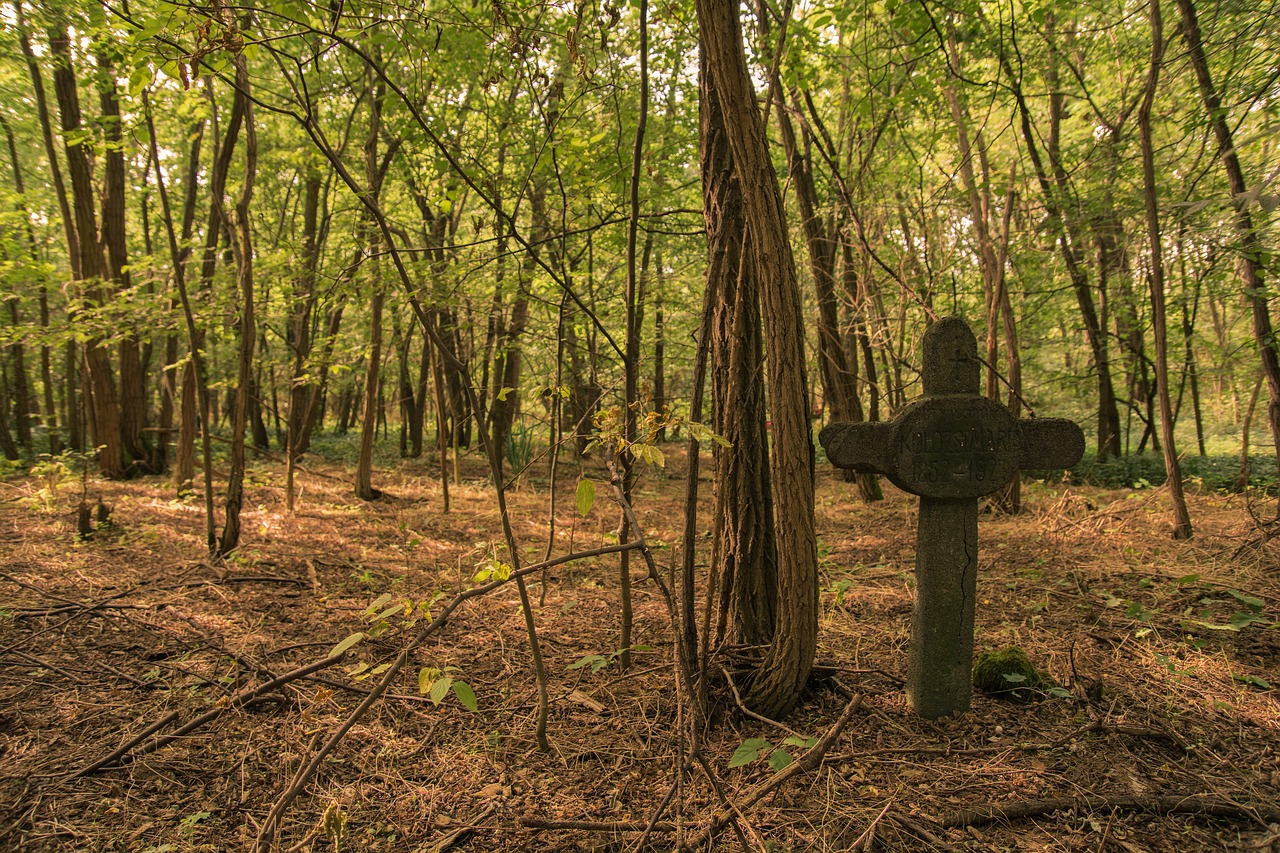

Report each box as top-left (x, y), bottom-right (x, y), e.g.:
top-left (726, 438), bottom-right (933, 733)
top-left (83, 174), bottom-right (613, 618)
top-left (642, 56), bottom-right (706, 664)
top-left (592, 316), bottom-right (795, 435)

top-left (1, 0), bottom-right (1279, 848)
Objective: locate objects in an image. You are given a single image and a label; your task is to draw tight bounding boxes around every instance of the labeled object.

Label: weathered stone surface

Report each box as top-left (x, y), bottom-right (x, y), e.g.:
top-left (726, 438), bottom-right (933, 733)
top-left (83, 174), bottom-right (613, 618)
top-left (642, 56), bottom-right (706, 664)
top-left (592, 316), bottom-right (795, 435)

top-left (818, 315), bottom-right (1086, 719)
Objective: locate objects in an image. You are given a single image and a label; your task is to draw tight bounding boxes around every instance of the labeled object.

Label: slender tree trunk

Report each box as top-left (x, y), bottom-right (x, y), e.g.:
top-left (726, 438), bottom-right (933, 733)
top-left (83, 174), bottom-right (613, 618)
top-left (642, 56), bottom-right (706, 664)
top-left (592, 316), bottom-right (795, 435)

top-left (17, 3), bottom-right (78, 283)
top-left (1138, 0), bottom-right (1191, 539)
top-left (1236, 374), bottom-right (1263, 492)
top-left (144, 87), bottom-right (214, 544)
top-left (355, 290), bottom-right (383, 500)
top-left (285, 172), bottom-right (326, 509)
top-left (1, 114), bottom-right (38, 452)
top-left (218, 54), bottom-right (257, 557)
top-left (652, 252), bottom-right (667, 442)
top-left (355, 58), bottom-right (387, 502)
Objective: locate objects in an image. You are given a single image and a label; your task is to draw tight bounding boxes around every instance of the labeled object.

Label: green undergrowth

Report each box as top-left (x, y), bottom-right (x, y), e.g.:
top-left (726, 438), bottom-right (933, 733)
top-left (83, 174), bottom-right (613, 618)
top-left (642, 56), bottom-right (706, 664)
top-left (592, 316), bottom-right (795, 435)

top-left (1055, 453), bottom-right (1278, 494)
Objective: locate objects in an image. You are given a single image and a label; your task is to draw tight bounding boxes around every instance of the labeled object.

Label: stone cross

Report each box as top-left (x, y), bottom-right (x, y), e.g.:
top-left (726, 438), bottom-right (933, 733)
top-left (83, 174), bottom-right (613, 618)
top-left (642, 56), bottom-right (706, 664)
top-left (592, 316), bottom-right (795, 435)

top-left (819, 316), bottom-right (1084, 719)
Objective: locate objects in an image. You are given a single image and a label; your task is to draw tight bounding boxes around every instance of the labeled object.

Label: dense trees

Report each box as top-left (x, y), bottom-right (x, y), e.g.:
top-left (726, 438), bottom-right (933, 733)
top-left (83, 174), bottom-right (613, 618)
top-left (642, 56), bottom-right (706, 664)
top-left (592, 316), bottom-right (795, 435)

top-left (1, 0), bottom-right (1278, 715)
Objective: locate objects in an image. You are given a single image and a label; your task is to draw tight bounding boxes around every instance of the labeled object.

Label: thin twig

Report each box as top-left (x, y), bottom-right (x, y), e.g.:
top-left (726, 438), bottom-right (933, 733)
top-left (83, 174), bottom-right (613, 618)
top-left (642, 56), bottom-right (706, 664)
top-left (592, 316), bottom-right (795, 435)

top-left (850, 798), bottom-right (893, 851)
top-left (63, 652), bottom-right (345, 781)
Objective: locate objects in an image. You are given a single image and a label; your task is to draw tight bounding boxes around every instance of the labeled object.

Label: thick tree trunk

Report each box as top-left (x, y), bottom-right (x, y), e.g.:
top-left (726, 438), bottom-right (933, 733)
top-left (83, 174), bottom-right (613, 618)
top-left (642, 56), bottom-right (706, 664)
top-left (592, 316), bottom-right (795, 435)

top-left (697, 0), bottom-right (818, 718)
top-left (48, 22), bottom-right (127, 479)
top-left (96, 40), bottom-right (152, 472)
top-left (701, 50), bottom-right (778, 651)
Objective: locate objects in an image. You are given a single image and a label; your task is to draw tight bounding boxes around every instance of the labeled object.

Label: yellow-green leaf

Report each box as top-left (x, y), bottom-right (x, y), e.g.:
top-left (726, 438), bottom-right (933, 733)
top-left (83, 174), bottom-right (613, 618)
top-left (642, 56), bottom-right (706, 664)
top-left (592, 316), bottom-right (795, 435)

top-left (576, 479), bottom-right (595, 516)
top-left (329, 632), bottom-right (365, 657)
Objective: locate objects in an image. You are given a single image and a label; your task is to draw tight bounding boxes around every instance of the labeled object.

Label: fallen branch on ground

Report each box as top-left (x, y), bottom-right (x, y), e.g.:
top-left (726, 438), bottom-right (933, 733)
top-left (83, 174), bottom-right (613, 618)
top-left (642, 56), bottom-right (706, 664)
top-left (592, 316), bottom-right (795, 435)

top-left (939, 794), bottom-right (1280, 829)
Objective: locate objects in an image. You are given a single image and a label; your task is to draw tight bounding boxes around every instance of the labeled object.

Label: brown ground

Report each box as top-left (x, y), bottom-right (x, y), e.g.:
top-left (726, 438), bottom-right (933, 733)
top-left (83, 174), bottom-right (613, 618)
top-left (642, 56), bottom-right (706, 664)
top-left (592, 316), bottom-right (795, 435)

top-left (0, 447), bottom-right (1278, 852)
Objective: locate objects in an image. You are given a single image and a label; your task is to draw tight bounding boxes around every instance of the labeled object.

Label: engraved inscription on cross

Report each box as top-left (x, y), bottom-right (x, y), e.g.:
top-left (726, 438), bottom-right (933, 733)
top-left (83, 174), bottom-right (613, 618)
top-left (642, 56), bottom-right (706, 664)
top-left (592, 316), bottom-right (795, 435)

top-left (819, 316), bottom-right (1085, 719)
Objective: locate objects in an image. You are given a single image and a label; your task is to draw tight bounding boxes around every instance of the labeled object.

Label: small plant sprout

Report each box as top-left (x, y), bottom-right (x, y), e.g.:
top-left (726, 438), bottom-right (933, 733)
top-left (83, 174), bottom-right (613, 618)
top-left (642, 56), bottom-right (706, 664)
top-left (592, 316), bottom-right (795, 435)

top-left (567, 645), bottom-right (653, 674)
top-left (729, 735), bottom-right (818, 772)
top-left (417, 666), bottom-right (478, 711)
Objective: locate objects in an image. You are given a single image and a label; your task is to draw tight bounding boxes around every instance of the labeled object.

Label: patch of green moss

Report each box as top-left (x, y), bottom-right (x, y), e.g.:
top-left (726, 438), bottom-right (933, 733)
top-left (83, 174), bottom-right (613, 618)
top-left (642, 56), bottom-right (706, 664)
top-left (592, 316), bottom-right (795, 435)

top-left (972, 646), bottom-right (1049, 703)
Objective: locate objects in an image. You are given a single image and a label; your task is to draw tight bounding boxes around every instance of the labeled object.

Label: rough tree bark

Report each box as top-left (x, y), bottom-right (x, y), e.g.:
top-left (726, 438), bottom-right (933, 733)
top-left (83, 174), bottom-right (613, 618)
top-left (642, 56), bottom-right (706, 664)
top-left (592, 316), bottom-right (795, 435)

top-left (696, 0), bottom-right (818, 717)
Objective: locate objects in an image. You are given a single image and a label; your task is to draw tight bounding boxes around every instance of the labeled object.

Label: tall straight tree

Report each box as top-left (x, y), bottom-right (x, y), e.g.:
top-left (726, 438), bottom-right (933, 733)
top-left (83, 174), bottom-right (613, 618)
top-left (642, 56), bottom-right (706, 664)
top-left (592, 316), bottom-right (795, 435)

top-left (355, 54), bottom-right (388, 503)
top-left (1137, 0), bottom-right (1191, 539)
top-left (696, 0), bottom-right (818, 718)
top-left (47, 17), bottom-right (129, 478)
top-left (218, 46), bottom-right (258, 556)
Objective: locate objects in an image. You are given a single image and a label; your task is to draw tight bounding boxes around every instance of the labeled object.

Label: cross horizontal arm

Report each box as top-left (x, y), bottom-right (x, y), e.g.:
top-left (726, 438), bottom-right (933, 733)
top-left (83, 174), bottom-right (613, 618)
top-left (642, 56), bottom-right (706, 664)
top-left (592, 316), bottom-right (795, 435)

top-left (1017, 418), bottom-right (1086, 471)
top-left (819, 422), bottom-right (893, 474)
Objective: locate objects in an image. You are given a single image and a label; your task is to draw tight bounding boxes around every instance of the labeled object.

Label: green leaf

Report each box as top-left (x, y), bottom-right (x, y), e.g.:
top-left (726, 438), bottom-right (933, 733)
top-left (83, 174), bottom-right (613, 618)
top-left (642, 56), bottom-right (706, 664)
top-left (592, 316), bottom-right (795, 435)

top-left (576, 479), bottom-right (596, 517)
top-left (1227, 589), bottom-right (1265, 613)
top-left (373, 603), bottom-right (407, 623)
top-left (687, 421), bottom-right (731, 448)
top-left (364, 592), bottom-right (394, 616)
top-left (633, 443), bottom-right (665, 468)
top-left (418, 667), bottom-right (438, 695)
top-left (452, 680), bottom-right (478, 711)
top-left (497, 386), bottom-right (515, 401)
top-left (329, 631), bottom-right (365, 657)
top-left (430, 676), bottom-right (453, 705)
top-left (729, 737), bottom-right (771, 768)
top-left (567, 653), bottom-right (606, 671)
top-left (1234, 674), bottom-right (1271, 690)
top-left (782, 735), bottom-right (818, 748)
top-left (1002, 672), bottom-right (1028, 683)
top-left (1228, 611), bottom-right (1266, 629)
top-left (768, 749), bottom-right (793, 772)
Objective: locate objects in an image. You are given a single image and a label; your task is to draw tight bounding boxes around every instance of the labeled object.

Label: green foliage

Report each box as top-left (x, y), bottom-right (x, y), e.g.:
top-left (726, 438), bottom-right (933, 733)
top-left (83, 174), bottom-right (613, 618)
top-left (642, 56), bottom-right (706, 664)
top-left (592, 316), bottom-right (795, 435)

top-left (728, 734), bottom-right (818, 771)
top-left (24, 452), bottom-right (79, 513)
top-left (417, 665), bottom-right (479, 711)
top-left (566, 645), bottom-right (653, 674)
top-left (504, 422), bottom-right (534, 479)
top-left (1068, 454), bottom-right (1279, 494)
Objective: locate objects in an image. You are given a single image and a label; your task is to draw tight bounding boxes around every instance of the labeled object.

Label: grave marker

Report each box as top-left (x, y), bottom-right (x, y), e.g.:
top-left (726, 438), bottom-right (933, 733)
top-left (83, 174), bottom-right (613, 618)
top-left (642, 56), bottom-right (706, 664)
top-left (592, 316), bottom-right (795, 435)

top-left (819, 316), bottom-right (1084, 718)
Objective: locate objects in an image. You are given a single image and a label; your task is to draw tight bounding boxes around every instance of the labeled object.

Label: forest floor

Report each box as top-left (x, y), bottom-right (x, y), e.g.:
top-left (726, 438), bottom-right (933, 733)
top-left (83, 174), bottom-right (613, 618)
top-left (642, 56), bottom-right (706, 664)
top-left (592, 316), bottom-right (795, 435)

top-left (1, 445), bottom-right (1278, 852)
